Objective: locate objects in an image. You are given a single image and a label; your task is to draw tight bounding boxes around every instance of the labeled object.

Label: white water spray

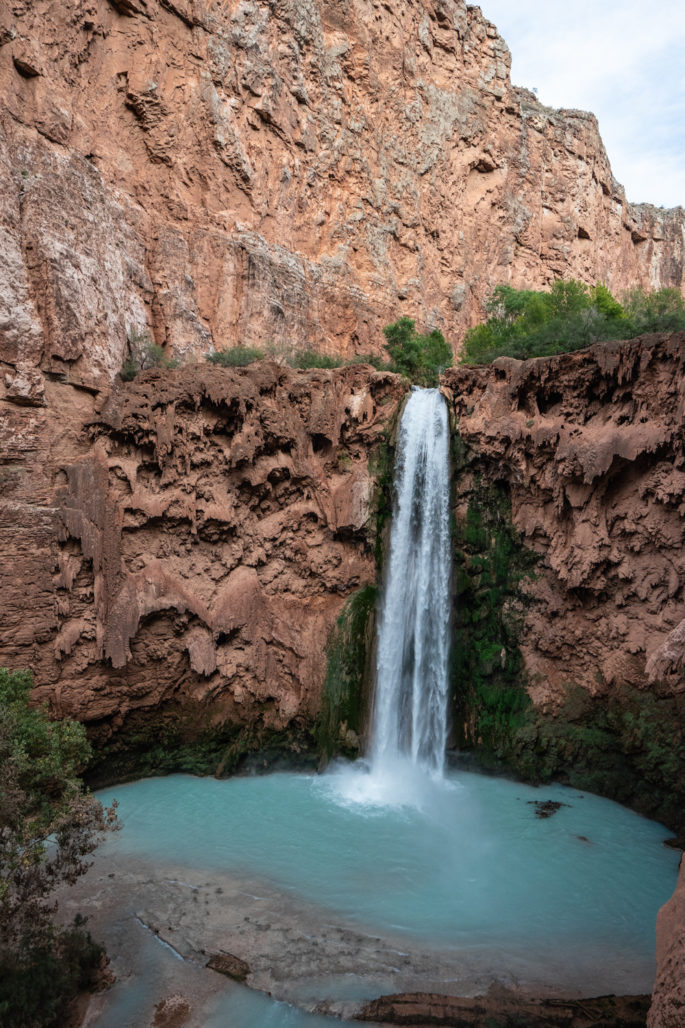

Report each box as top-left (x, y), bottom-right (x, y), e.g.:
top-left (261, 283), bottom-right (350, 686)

top-left (370, 387), bottom-right (451, 777)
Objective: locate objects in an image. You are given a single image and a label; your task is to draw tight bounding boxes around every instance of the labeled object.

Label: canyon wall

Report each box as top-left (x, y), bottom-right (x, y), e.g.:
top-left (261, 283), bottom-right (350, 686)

top-left (0, 361), bottom-right (405, 775)
top-left (443, 334), bottom-right (685, 830)
top-left (1, 0), bottom-right (684, 396)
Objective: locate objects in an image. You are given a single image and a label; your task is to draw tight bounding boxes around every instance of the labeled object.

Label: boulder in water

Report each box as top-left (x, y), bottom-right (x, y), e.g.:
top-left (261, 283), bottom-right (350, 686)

top-left (206, 952), bottom-right (250, 982)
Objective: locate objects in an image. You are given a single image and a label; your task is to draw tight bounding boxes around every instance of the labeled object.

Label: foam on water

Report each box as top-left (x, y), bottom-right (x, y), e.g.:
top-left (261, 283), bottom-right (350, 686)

top-left (321, 756), bottom-right (460, 816)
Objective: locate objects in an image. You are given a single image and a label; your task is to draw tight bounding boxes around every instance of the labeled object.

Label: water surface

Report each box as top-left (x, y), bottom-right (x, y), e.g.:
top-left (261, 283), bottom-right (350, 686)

top-left (97, 765), bottom-right (678, 995)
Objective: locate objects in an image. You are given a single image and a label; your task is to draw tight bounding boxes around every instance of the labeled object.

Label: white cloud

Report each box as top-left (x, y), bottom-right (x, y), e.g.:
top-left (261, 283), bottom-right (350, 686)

top-left (480, 0), bottom-right (685, 207)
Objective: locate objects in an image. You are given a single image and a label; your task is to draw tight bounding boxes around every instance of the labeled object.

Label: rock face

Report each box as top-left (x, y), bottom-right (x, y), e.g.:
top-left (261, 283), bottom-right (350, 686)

top-left (443, 334), bottom-right (685, 827)
top-left (0, 361), bottom-right (405, 771)
top-left (444, 334), bottom-right (685, 707)
top-left (1, 0), bottom-right (683, 395)
top-left (650, 856), bottom-right (685, 1028)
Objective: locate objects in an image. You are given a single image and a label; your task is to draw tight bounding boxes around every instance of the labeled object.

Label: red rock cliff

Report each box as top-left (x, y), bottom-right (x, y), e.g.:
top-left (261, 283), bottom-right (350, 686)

top-left (444, 334), bottom-right (685, 706)
top-left (1, 0), bottom-right (683, 394)
top-left (0, 361), bottom-right (405, 766)
top-left (443, 334), bottom-right (685, 829)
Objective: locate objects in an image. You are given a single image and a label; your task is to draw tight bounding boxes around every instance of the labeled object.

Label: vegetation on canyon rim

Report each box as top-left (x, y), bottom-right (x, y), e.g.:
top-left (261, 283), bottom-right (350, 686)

top-left (461, 281), bottom-right (685, 364)
top-left (205, 317), bottom-right (453, 386)
top-left (121, 283), bottom-right (685, 381)
top-left (0, 669), bottom-right (117, 1027)
top-left (120, 331), bottom-right (179, 380)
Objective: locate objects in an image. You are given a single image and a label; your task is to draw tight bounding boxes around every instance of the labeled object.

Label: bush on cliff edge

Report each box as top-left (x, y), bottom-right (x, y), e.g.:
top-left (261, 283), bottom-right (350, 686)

top-left (205, 321), bottom-right (453, 382)
top-left (383, 317), bottom-right (453, 386)
top-left (462, 281), bottom-right (685, 364)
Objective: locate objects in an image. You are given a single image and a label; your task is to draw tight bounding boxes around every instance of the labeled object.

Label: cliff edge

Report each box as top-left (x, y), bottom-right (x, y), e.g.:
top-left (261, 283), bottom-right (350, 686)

top-left (1, 0), bottom-right (683, 393)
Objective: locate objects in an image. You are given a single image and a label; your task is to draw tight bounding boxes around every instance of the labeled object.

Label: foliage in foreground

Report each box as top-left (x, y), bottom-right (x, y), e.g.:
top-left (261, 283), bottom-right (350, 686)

top-left (0, 669), bottom-right (117, 1027)
top-left (462, 281), bottom-right (685, 364)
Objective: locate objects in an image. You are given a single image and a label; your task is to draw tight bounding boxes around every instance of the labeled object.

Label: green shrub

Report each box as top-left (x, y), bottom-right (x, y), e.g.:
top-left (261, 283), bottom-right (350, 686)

top-left (121, 331), bottom-right (178, 380)
top-left (0, 917), bottom-right (106, 1028)
top-left (120, 357), bottom-right (140, 381)
top-left (622, 286), bottom-right (685, 334)
top-left (205, 345), bottom-right (374, 371)
top-left (383, 317), bottom-right (453, 386)
top-left (461, 281), bottom-right (685, 364)
top-left (206, 345), bottom-right (265, 367)
top-left (288, 350), bottom-right (345, 369)
top-left (0, 669), bottom-right (117, 1026)
top-left (345, 353), bottom-right (391, 371)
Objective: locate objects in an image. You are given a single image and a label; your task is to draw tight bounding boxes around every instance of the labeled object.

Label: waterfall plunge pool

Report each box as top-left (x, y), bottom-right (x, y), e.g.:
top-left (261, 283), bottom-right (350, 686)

top-left (86, 762), bottom-right (679, 1023)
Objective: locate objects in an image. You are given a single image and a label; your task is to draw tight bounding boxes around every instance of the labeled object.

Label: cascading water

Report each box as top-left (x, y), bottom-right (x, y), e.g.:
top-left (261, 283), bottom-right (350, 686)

top-left (370, 387), bottom-right (451, 776)
top-left (89, 395), bottom-right (679, 1027)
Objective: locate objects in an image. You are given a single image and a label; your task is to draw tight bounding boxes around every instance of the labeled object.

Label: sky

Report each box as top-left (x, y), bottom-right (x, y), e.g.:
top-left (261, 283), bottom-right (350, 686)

top-left (479, 0), bottom-right (685, 209)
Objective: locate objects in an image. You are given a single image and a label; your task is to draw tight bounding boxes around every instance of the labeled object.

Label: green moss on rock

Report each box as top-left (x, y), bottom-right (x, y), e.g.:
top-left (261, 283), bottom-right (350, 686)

top-left (451, 456), bottom-right (685, 835)
top-left (317, 584), bottom-right (378, 760)
top-left (451, 475), bottom-right (538, 755)
top-left (509, 686), bottom-right (685, 833)
top-left (369, 435), bottom-right (395, 571)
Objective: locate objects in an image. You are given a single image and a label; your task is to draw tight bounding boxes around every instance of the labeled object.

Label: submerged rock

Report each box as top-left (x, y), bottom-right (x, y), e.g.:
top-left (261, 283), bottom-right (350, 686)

top-left (528, 800), bottom-right (570, 819)
top-left (358, 990), bottom-right (651, 1026)
top-left (206, 952), bottom-right (250, 982)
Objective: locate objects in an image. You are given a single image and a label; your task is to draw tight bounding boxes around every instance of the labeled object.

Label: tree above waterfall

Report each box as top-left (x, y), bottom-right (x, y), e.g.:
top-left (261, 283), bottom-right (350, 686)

top-left (383, 318), bottom-right (453, 386)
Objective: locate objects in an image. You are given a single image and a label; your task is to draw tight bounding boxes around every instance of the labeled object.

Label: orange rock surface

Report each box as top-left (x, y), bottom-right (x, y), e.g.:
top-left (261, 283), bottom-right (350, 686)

top-left (0, 362), bottom-right (405, 754)
top-left (1, 0), bottom-right (683, 394)
top-left (443, 334), bottom-right (685, 712)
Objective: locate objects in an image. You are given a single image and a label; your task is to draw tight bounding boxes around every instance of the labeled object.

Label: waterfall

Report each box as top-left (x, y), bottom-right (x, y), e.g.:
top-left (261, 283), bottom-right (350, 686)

top-left (371, 387), bottom-right (451, 776)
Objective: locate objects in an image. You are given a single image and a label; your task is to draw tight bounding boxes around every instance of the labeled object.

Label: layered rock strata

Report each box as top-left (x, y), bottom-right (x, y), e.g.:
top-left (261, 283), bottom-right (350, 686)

top-left (1, 0), bottom-right (683, 396)
top-left (0, 362), bottom-right (405, 771)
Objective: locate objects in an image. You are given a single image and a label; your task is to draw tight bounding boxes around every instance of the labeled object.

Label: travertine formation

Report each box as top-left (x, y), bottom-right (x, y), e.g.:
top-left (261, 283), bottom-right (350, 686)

top-left (0, 362), bottom-right (405, 752)
top-left (443, 335), bottom-right (685, 712)
top-left (1, 0), bottom-right (683, 395)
